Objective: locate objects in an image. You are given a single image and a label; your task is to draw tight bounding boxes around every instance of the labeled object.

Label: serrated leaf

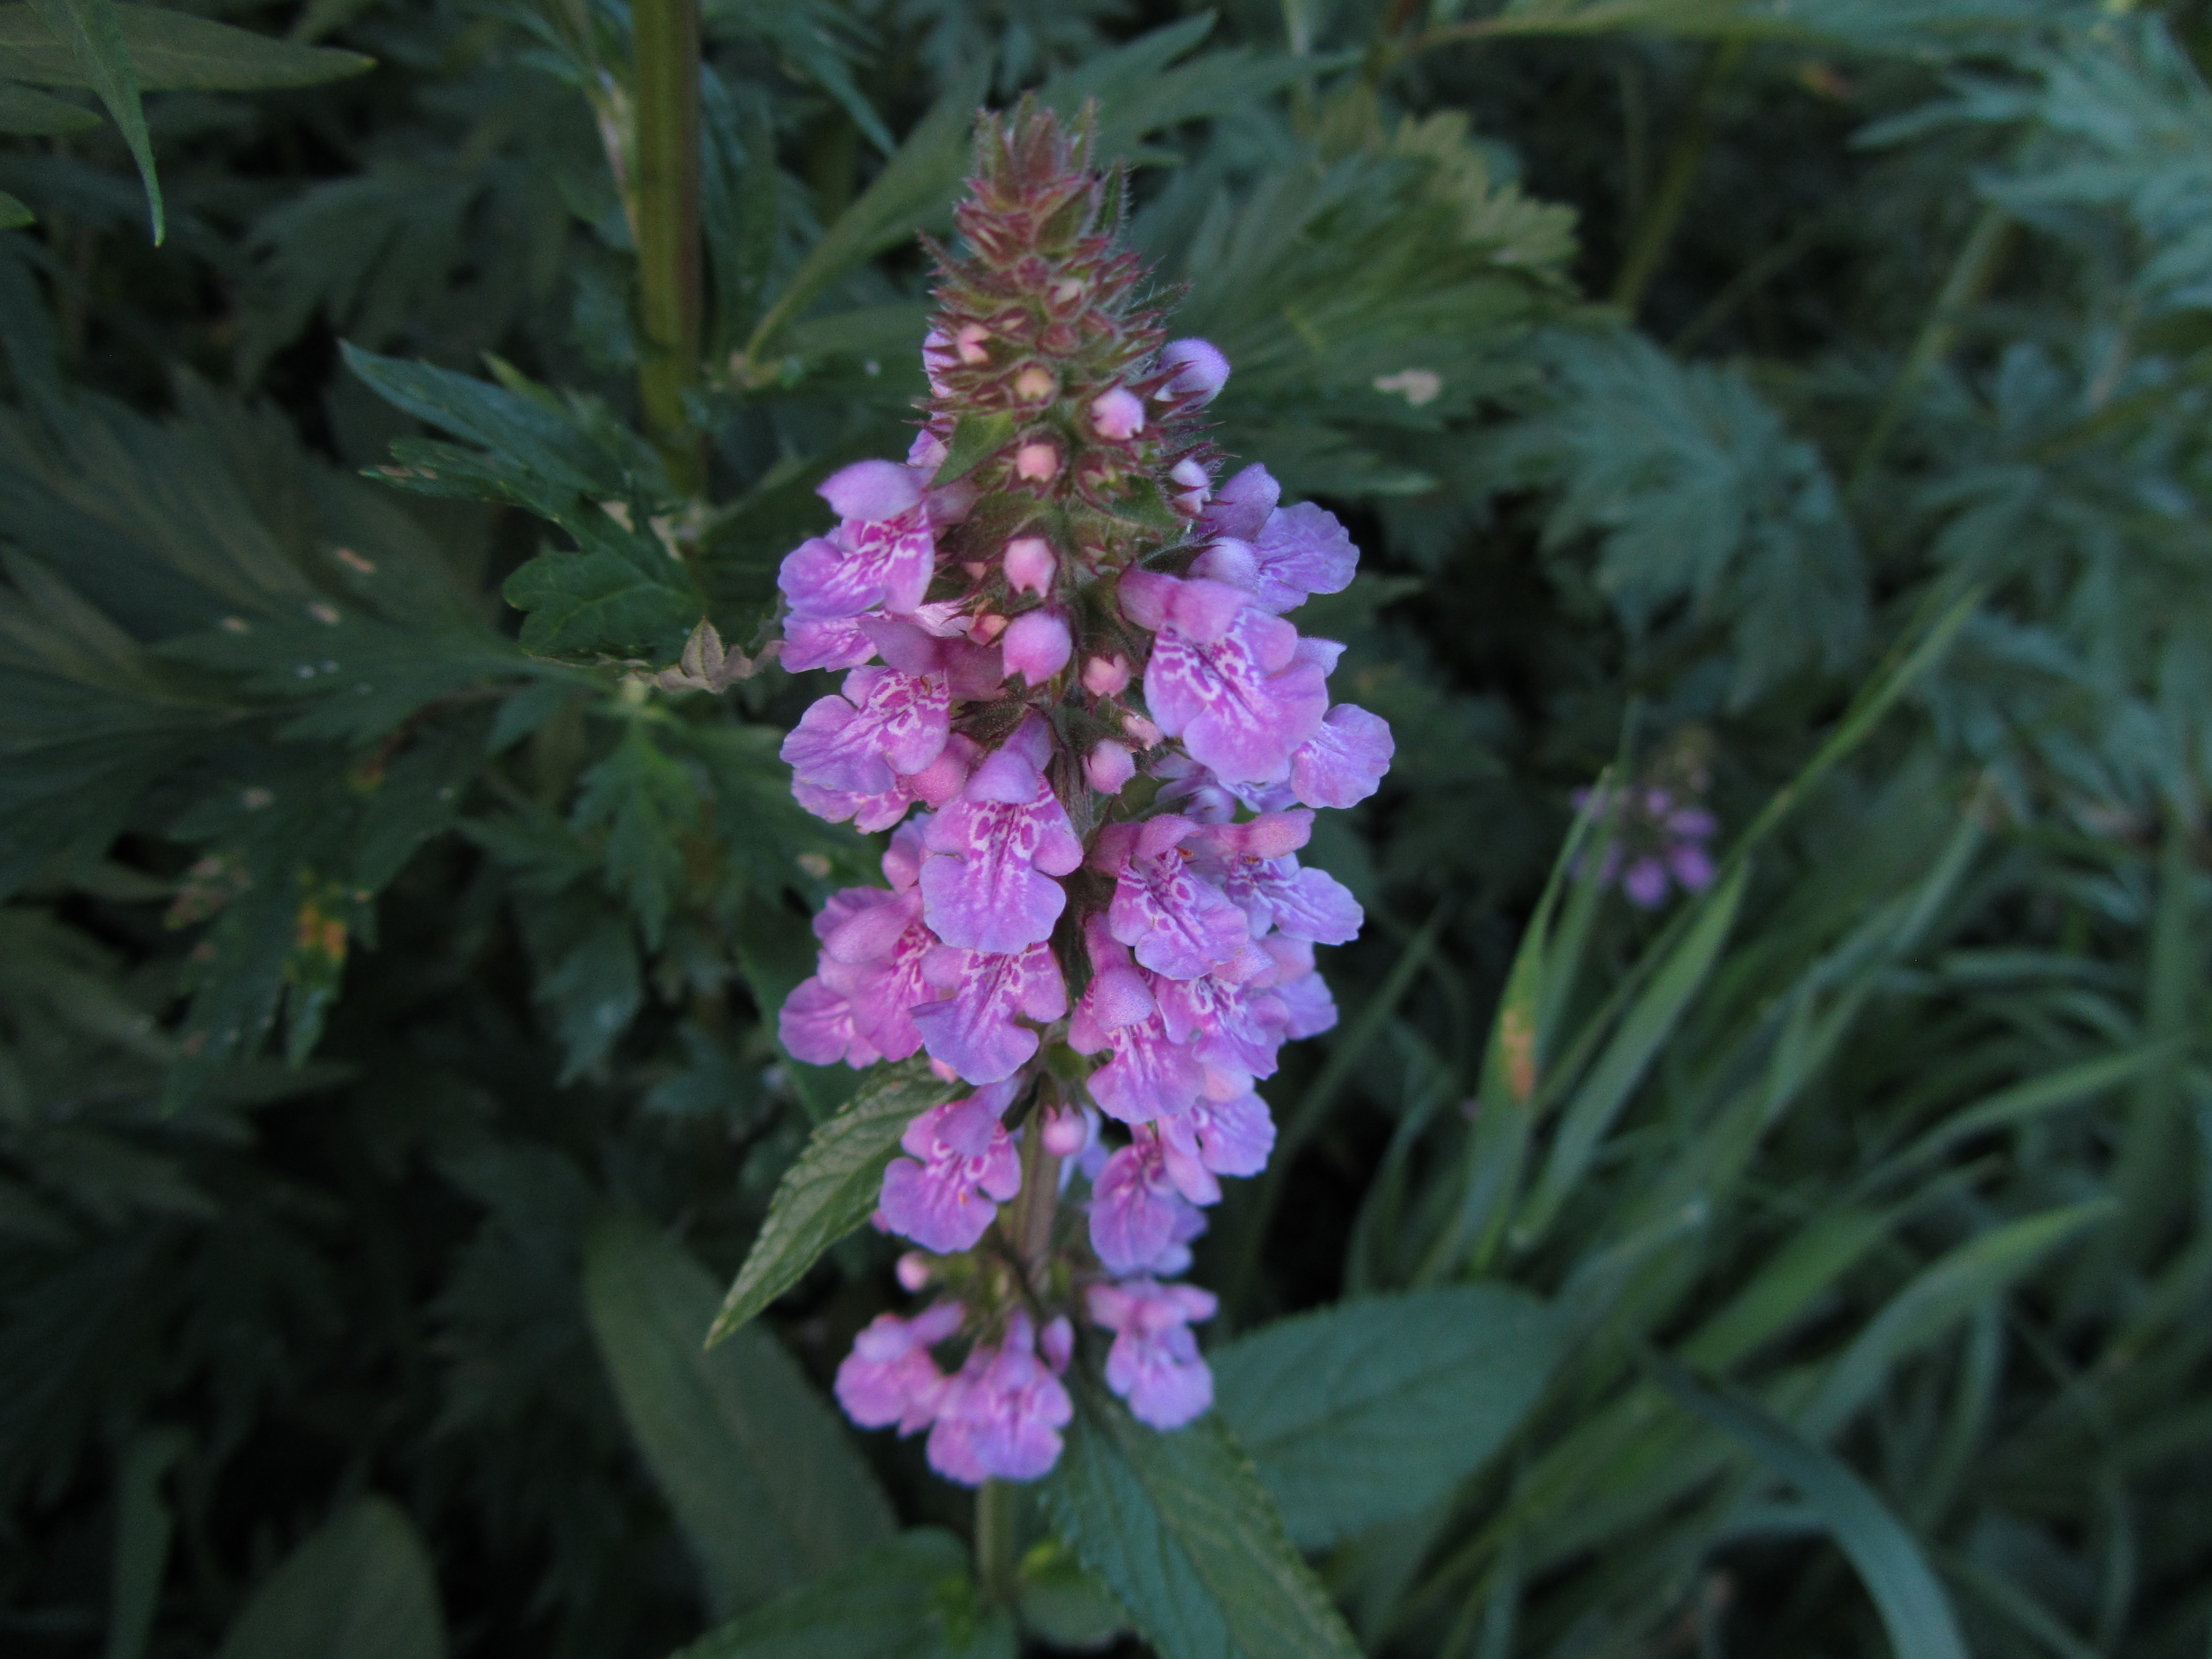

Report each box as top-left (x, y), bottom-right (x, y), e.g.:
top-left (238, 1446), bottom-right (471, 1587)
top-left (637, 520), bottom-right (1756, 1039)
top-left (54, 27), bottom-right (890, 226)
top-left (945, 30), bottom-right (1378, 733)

top-left (343, 344), bottom-right (622, 498)
top-left (503, 546), bottom-right (699, 664)
top-left (0, 79), bottom-right (93, 133)
top-left (0, 4), bottom-right (371, 89)
top-left (707, 1059), bottom-right (954, 1344)
top-left (214, 1497), bottom-right (444, 1659)
top-left (1039, 1372), bottom-right (1362, 1659)
top-left (672, 1528), bottom-right (1005, 1659)
top-left (583, 1210), bottom-right (895, 1617)
top-left (1211, 1285), bottom-right (1566, 1548)
top-left (572, 723), bottom-right (698, 947)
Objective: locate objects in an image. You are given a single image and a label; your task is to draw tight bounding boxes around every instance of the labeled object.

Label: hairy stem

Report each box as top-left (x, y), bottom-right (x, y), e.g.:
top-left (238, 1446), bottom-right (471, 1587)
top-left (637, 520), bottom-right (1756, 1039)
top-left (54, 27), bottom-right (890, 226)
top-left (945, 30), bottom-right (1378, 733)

top-left (974, 1477), bottom-right (1017, 1605)
top-left (631, 0), bottom-right (703, 493)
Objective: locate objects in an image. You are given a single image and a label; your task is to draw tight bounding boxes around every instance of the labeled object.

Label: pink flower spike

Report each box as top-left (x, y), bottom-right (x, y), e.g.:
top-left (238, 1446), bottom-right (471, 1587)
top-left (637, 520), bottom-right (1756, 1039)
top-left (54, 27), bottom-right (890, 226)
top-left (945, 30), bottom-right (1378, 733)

top-left (1004, 536), bottom-right (1056, 595)
top-left (1002, 610), bottom-right (1073, 684)
top-left (1160, 338), bottom-right (1230, 405)
top-left (1090, 387), bottom-right (1145, 440)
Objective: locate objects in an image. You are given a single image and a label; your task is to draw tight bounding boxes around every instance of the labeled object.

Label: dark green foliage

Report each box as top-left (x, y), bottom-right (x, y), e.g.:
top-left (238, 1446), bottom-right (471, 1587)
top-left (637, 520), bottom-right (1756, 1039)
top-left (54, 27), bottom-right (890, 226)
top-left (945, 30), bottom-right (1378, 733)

top-left (3, 1), bottom-right (2211, 1657)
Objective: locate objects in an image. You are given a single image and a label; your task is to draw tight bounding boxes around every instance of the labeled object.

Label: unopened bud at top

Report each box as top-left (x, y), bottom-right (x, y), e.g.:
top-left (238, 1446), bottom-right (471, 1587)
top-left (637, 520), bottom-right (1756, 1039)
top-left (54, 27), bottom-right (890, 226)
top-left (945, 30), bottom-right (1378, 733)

top-left (1090, 387), bottom-right (1145, 441)
top-left (1014, 364), bottom-right (1056, 403)
top-left (1039, 1103), bottom-right (1090, 1158)
top-left (1086, 740), bottom-right (1136, 794)
top-left (896, 1252), bottom-right (935, 1291)
top-left (1160, 338), bottom-right (1230, 405)
top-left (1004, 536), bottom-right (1056, 595)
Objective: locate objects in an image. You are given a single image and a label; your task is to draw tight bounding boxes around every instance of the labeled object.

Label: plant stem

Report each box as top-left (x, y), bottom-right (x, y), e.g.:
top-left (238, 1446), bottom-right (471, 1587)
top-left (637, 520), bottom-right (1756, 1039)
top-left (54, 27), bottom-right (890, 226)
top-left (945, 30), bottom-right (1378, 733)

top-left (631, 0), bottom-right (703, 493)
top-left (1610, 39), bottom-right (1745, 316)
top-left (974, 1477), bottom-right (1017, 1605)
top-left (1011, 1092), bottom-right (1061, 1275)
top-left (1847, 202), bottom-right (2012, 492)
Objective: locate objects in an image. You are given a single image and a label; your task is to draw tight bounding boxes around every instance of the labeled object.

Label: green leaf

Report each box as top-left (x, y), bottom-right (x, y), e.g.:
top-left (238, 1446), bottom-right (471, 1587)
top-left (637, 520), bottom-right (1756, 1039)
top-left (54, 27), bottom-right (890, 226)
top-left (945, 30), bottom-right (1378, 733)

top-left (931, 412), bottom-right (1015, 487)
top-left (1211, 1285), bottom-right (1566, 1548)
top-left (1511, 861), bottom-right (1749, 1249)
top-left (214, 1497), bottom-right (444, 1659)
top-left (0, 4), bottom-right (372, 88)
top-left (672, 1528), bottom-right (1008, 1659)
top-left (571, 723), bottom-right (699, 948)
top-left (1653, 1359), bottom-right (1969, 1659)
top-left (503, 545), bottom-right (700, 665)
top-left (1039, 1371), bottom-right (1362, 1659)
top-left (342, 344), bottom-right (624, 498)
top-left (1800, 1200), bottom-right (2117, 1439)
top-left (739, 59), bottom-right (990, 366)
top-left (707, 1059), bottom-right (955, 1344)
top-left (106, 1427), bottom-right (186, 1659)
top-left (0, 78), bottom-right (94, 133)
top-left (582, 1210), bottom-right (895, 1617)
top-left (22, 0), bottom-right (157, 241)
top-left (0, 186), bottom-right (29, 228)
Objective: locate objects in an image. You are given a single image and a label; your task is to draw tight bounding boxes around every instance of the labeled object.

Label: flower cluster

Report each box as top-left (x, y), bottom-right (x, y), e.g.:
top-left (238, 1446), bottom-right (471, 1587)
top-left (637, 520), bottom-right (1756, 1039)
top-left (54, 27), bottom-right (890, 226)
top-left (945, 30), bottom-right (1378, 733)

top-left (774, 105), bottom-right (1392, 1485)
top-left (1571, 765), bottom-right (1719, 909)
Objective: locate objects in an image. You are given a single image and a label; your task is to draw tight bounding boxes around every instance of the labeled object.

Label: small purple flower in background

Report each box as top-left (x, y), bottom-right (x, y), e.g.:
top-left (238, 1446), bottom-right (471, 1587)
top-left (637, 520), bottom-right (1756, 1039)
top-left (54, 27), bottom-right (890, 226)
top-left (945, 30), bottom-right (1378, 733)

top-left (768, 103), bottom-right (1395, 1485)
top-left (1572, 745), bottom-right (1721, 909)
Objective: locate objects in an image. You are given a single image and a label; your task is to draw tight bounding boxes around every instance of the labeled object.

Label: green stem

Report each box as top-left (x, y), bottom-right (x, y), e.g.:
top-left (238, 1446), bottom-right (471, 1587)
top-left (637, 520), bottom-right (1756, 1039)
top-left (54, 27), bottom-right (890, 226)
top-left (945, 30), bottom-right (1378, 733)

top-left (1847, 202), bottom-right (2011, 492)
top-left (1609, 39), bottom-right (1744, 315)
top-left (975, 1477), bottom-right (1017, 1605)
top-left (631, 0), bottom-right (703, 493)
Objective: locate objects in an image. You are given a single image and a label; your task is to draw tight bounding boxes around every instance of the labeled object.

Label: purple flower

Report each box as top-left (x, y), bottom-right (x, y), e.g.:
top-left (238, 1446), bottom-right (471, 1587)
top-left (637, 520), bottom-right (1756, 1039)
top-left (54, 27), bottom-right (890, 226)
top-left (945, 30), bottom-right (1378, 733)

top-left (920, 719), bottom-right (1083, 954)
top-left (1153, 960), bottom-right (1293, 1099)
top-left (791, 733), bottom-right (975, 833)
top-left (1090, 1125), bottom-right (1218, 1274)
top-left (1162, 1091), bottom-right (1277, 1178)
top-left (1134, 583), bottom-right (1329, 785)
top-left (1094, 815), bottom-right (1249, 981)
top-left (1191, 503), bottom-right (1358, 618)
top-left (836, 1302), bottom-right (963, 1433)
top-left (878, 1081), bottom-right (1023, 1252)
top-left (1288, 704), bottom-right (1395, 810)
top-left (1198, 463), bottom-right (1280, 542)
top-left (781, 612), bottom-right (880, 673)
top-left (927, 1311), bottom-right (1073, 1484)
top-left (1088, 1279), bottom-right (1217, 1429)
top-left (911, 940), bottom-right (1068, 1084)
top-left (777, 974), bottom-right (879, 1068)
top-left (781, 663), bottom-right (950, 798)
top-left (778, 459), bottom-right (935, 621)
top-left (1572, 779), bottom-right (1721, 909)
top-left (1193, 810), bottom-right (1363, 946)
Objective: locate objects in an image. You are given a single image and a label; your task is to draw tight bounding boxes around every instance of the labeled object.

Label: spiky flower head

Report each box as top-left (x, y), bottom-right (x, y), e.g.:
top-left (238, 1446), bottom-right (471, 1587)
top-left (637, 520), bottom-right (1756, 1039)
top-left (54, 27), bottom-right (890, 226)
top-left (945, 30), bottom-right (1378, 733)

top-left (769, 101), bottom-right (1394, 1487)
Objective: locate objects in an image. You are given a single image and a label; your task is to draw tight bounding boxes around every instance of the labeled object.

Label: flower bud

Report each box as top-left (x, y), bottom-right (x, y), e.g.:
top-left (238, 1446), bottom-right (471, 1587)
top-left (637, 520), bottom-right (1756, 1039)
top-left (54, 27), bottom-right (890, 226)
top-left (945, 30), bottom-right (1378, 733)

top-left (1004, 536), bottom-right (1056, 595)
top-left (1090, 387), bottom-right (1145, 441)
top-left (1014, 364), bottom-right (1056, 403)
top-left (1168, 457), bottom-right (1210, 516)
top-left (971, 611), bottom-right (1008, 643)
top-left (1002, 610), bottom-right (1073, 684)
top-left (1040, 1104), bottom-right (1090, 1159)
top-left (1015, 440), bottom-right (1061, 482)
top-left (1160, 338), bottom-right (1230, 405)
top-left (955, 323), bottom-right (990, 365)
top-left (1123, 714), bottom-right (1162, 749)
top-left (1041, 1313), bottom-right (1074, 1373)
top-left (896, 1252), bottom-right (935, 1291)
top-left (1082, 653), bottom-right (1132, 696)
top-left (1086, 740), bottom-right (1136, 793)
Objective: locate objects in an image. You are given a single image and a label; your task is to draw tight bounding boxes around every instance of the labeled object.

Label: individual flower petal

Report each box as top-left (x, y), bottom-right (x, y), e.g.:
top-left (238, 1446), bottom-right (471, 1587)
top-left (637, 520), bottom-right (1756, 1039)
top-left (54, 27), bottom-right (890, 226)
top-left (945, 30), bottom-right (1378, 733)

top-left (1246, 501), bottom-right (1358, 614)
top-left (912, 941), bottom-right (1068, 1084)
top-left (778, 975), bottom-right (878, 1068)
top-left (1288, 704), bottom-right (1395, 809)
top-left (1144, 607), bottom-right (1328, 785)
top-left (920, 734), bottom-right (1084, 954)
top-left (1097, 817), bottom-right (1250, 981)
top-left (1088, 1278), bottom-right (1217, 1429)
top-left (836, 1302), bottom-right (963, 1434)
